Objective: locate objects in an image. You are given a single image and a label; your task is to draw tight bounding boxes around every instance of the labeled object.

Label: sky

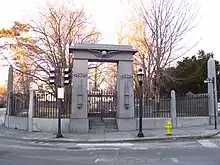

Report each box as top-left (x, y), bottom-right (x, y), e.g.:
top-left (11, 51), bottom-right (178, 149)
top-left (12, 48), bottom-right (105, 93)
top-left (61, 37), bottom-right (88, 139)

top-left (0, 0), bottom-right (219, 85)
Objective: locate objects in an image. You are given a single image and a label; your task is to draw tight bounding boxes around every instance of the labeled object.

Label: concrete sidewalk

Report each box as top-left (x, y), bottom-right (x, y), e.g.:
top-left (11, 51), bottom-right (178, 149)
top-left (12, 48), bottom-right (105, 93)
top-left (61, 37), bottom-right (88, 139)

top-left (0, 124), bottom-right (219, 143)
top-left (0, 108), bottom-right (5, 125)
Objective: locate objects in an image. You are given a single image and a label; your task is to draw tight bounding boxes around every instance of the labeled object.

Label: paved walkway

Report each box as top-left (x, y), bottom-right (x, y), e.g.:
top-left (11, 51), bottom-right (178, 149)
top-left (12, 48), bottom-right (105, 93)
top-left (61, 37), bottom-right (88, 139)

top-left (0, 124), bottom-right (219, 143)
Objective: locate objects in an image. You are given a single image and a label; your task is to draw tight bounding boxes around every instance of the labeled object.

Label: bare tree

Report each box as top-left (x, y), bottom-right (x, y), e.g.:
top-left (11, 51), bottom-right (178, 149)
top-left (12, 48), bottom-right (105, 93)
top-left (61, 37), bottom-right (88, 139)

top-left (118, 0), bottom-right (199, 97)
top-left (88, 62), bottom-right (106, 91)
top-left (117, 20), bottom-right (153, 96)
top-left (104, 63), bottom-right (117, 91)
top-left (0, 1), bottom-right (101, 92)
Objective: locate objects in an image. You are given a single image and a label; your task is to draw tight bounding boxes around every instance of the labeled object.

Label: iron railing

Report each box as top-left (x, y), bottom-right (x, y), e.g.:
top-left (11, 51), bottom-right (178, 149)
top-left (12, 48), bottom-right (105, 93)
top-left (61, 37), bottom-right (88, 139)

top-left (176, 94), bottom-right (209, 117)
top-left (88, 90), bottom-right (117, 118)
top-left (34, 91), bottom-right (71, 118)
top-left (9, 89), bottom-right (209, 119)
top-left (134, 95), bottom-right (171, 118)
top-left (11, 92), bottom-right (29, 117)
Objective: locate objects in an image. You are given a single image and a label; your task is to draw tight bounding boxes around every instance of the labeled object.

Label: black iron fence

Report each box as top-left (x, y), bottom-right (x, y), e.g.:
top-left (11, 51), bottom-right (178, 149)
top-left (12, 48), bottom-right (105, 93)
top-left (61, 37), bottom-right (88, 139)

top-left (88, 90), bottom-right (117, 118)
top-left (9, 89), bottom-right (209, 119)
top-left (134, 95), bottom-right (171, 118)
top-left (34, 91), bottom-right (71, 118)
top-left (176, 94), bottom-right (209, 117)
top-left (10, 92), bottom-right (29, 117)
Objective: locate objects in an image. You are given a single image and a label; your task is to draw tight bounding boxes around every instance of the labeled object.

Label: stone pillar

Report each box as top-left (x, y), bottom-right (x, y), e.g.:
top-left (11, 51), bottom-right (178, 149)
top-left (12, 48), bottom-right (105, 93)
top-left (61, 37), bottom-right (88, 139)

top-left (70, 59), bottom-right (89, 133)
top-left (207, 57), bottom-right (218, 124)
top-left (170, 90), bottom-right (177, 127)
top-left (28, 90), bottom-right (35, 132)
top-left (117, 61), bottom-right (136, 131)
top-left (5, 65), bottom-right (13, 127)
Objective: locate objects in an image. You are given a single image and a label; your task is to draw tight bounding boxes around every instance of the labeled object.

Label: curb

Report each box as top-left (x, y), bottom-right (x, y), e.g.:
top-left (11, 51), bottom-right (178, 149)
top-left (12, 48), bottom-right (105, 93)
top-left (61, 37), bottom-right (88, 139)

top-left (0, 130), bottom-right (219, 143)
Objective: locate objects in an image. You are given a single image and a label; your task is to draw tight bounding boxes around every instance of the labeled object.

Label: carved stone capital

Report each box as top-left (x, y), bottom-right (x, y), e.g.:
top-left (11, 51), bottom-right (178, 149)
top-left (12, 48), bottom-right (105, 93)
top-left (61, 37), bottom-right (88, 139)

top-left (73, 73), bottom-right (88, 77)
top-left (120, 74), bottom-right (133, 79)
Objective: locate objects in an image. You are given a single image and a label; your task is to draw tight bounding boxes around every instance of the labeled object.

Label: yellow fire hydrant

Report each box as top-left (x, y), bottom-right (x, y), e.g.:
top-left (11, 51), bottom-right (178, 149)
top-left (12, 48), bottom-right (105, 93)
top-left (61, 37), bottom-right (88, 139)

top-left (165, 120), bottom-right (172, 136)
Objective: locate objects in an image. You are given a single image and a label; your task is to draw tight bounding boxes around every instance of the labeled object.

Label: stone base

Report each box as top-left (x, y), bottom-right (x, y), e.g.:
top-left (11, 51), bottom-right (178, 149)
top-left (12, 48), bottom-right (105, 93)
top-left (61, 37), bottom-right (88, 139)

top-left (4, 114), bottom-right (8, 127)
top-left (117, 118), bottom-right (136, 131)
top-left (171, 117), bottom-right (177, 128)
top-left (209, 116), bottom-right (220, 125)
top-left (4, 115), bottom-right (28, 130)
top-left (70, 118), bottom-right (89, 133)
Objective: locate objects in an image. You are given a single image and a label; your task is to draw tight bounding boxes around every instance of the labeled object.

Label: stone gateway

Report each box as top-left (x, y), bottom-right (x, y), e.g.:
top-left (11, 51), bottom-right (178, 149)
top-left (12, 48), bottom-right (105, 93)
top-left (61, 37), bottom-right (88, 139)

top-left (69, 44), bottom-right (137, 133)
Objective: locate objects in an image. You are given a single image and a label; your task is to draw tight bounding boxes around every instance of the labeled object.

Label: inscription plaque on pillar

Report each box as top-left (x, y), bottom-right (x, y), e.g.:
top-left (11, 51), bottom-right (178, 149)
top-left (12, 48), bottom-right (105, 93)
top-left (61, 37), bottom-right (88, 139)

top-left (120, 74), bottom-right (133, 110)
top-left (73, 73), bottom-right (87, 109)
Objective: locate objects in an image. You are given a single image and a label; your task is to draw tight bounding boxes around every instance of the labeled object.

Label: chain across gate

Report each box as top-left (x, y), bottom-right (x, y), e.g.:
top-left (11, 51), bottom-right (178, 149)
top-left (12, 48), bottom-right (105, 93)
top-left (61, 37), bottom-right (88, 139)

top-left (88, 90), bottom-right (117, 118)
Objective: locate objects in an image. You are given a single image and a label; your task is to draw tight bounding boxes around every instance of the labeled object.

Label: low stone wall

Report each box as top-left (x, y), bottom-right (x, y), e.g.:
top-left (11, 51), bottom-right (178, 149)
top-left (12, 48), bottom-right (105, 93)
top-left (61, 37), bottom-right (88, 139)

top-left (117, 118), bottom-right (136, 131)
top-left (4, 115), bottom-right (213, 132)
top-left (136, 118), bottom-right (170, 129)
top-left (33, 118), bottom-right (70, 133)
top-left (176, 117), bottom-right (210, 127)
top-left (137, 116), bottom-right (211, 130)
top-left (4, 115), bottom-right (28, 130)
top-left (4, 115), bottom-right (70, 133)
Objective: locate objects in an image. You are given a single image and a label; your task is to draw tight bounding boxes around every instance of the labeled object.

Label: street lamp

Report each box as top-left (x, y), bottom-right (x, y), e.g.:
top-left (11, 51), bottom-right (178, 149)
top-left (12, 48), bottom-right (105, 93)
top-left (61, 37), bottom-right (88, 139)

top-left (204, 77), bottom-right (217, 129)
top-left (137, 68), bottom-right (144, 137)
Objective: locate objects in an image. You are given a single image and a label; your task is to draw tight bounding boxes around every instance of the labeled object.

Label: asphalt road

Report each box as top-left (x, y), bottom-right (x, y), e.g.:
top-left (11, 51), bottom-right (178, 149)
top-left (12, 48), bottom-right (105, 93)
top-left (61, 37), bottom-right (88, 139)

top-left (1, 138), bottom-right (220, 165)
top-left (0, 109), bottom-right (220, 164)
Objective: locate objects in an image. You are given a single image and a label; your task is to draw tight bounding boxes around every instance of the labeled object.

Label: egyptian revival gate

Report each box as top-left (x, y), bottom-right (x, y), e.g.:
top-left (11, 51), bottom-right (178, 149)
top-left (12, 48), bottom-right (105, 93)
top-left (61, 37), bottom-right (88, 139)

top-left (69, 44), bottom-right (137, 133)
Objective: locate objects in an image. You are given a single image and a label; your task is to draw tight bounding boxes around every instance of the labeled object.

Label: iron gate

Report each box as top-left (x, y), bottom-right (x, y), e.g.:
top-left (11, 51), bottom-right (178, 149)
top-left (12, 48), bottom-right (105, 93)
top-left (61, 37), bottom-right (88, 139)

top-left (88, 90), bottom-right (117, 118)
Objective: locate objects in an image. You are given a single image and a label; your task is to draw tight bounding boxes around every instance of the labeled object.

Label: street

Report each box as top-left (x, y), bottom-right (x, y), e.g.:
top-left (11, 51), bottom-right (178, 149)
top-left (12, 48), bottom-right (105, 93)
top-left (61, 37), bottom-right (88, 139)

top-left (0, 137), bottom-right (220, 164)
top-left (0, 108), bottom-right (220, 164)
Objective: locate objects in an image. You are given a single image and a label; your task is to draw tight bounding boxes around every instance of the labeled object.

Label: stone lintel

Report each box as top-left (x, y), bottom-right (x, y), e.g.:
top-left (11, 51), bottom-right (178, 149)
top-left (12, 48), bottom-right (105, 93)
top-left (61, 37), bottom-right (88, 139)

top-left (70, 43), bottom-right (138, 54)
